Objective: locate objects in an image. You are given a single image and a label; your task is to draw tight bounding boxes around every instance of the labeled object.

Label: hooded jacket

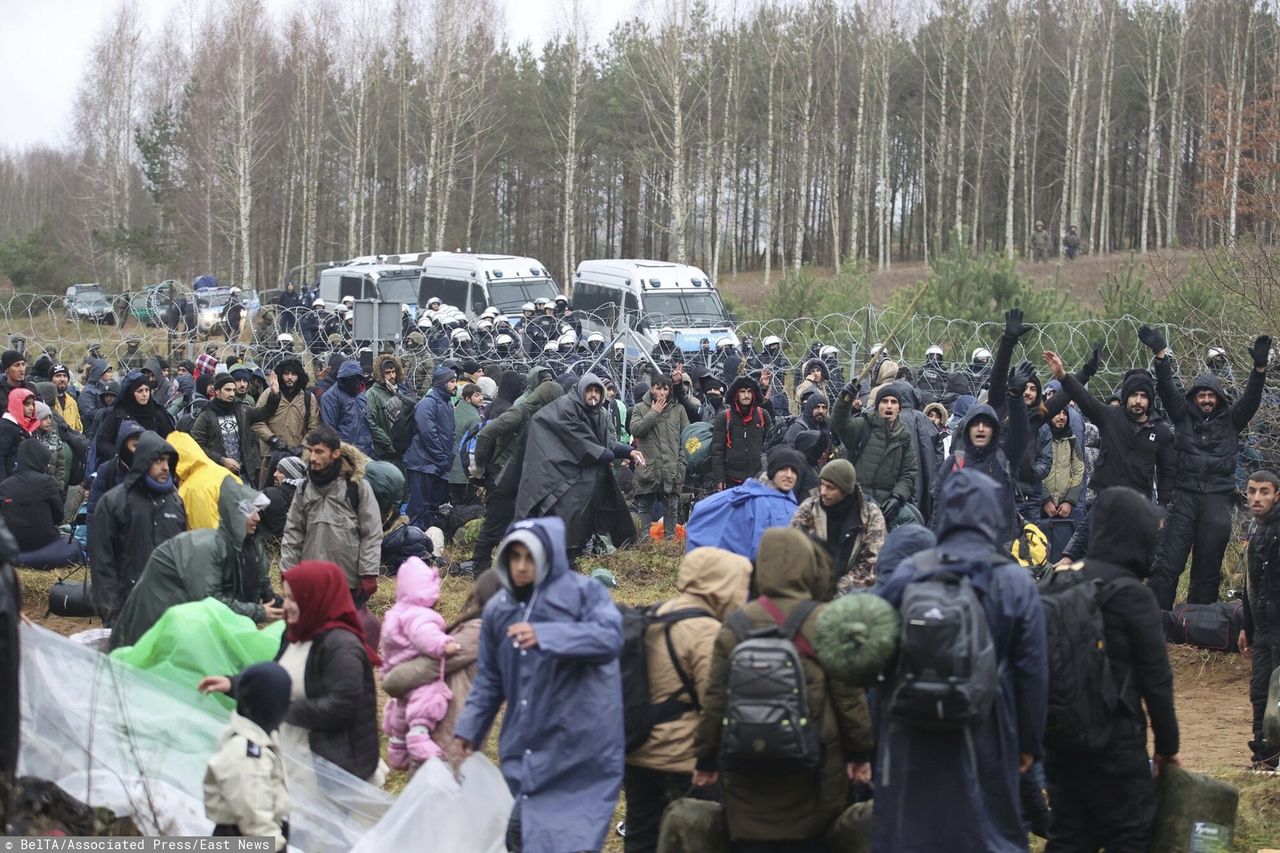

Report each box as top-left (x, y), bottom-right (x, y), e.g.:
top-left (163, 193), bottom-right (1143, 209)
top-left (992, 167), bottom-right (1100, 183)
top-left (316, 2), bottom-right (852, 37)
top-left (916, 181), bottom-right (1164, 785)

top-left (405, 366), bottom-right (456, 477)
top-left (252, 358), bottom-right (318, 483)
top-left (366, 355), bottom-right (411, 461)
top-left (169, 431), bottom-right (242, 531)
top-left (1074, 487), bottom-right (1179, 758)
top-left (630, 387), bottom-right (691, 494)
top-left (933, 401), bottom-right (1026, 544)
top-left (87, 420), bottom-right (145, 514)
top-left (479, 376), bottom-right (563, 488)
top-left (1155, 358), bottom-right (1264, 494)
top-left (0, 388), bottom-right (38, 478)
top-left (874, 469), bottom-right (1048, 853)
top-left (93, 370), bottom-right (176, 464)
top-left (684, 477), bottom-right (798, 560)
top-left (514, 374), bottom-right (636, 549)
top-left (0, 440), bottom-right (62, 552)
top-left (693, 528), bottom-right (872, 841)
top-left (628, 547), bottom-right (752, 773)
top-left (319, 361), bottom-right (373, 455)
top-left (87, 431), bottom-right (188, 623)
top-left (109, 480), bottom-right (271, 649)
top-left (279, 443), bottom-right (382, 589)
top-left (455, 517), bottom-right (625, 853)
top-left (783, 390), bottom-right (833, 448)
top-left (448, 392), bottom-right (484, 486)
top-left (77, 358), bottom-right (111, 422)
top-left (832, 386), bottom-right (918, 505)
top-left (379, 558), bottom-right (454, 738)
top-left (487, 371), bottom-right (528, 423)
top-left (711, 376), bottom-right (771, 486)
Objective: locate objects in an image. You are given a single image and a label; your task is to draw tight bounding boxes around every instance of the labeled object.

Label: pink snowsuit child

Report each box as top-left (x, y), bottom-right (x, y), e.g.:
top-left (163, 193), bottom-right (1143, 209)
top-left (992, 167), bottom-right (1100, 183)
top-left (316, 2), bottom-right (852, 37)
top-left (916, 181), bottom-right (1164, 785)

top-left (380, 557), bottom-right (456, 768)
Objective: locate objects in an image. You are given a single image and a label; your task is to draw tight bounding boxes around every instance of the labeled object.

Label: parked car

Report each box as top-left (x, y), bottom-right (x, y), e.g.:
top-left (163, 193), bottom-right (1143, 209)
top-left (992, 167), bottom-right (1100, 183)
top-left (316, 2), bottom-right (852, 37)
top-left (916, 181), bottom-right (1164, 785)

top-left (195, 287), bottom-right (259, 336)
top-left (130, 281), bottom-right (179, 327)
top-left (64, 283), bottom-right (116, 325)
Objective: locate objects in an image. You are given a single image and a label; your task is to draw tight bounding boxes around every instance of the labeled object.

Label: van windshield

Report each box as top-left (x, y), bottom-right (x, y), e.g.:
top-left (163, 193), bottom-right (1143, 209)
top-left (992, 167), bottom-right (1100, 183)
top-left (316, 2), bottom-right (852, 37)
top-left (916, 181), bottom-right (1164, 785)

top-left (376, 273), bottom-right (420, 305)
top-left (641, 291), bottom-right (729, 328)
top-left (487, 279), bottom-right (559, 313)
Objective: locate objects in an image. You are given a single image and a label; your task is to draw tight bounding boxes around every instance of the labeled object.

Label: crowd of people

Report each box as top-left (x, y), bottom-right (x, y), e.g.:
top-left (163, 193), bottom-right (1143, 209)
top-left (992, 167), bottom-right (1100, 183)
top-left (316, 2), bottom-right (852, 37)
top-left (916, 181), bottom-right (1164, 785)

top-left (4, 293), bottom-right (1279, 853)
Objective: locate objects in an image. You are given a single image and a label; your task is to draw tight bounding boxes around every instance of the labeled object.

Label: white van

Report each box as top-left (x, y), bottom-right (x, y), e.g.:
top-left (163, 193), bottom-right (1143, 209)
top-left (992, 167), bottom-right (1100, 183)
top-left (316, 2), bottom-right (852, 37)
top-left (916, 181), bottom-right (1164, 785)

top-left (571, 259), bottom-right (738, 352)
top-left (417, 253), bottom-right (559, 318)
top-left (318, 263), bottom-right (424, 313)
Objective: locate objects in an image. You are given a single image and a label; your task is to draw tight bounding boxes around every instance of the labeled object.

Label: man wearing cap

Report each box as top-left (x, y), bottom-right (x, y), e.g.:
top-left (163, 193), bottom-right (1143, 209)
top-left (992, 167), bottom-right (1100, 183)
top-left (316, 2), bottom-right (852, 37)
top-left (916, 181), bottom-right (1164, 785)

top-left (109, 480), bottom-right (280, 650)
top-left (792, 459), bottom-right (886, 593)
top-left (0, 351), bottom-right (37, 411)
top-left (190, 371), bottom-right (280, 486)
top-left (366, 355), bottom-right (413, 462)
top-left (833, 380), bottom-right (918, 527)
top-left (405, 366), bottom-right (457, 531)
top-left (300, 298), bottom-right (327, 355)
top-left (195, 342), bottom-right (220, 379)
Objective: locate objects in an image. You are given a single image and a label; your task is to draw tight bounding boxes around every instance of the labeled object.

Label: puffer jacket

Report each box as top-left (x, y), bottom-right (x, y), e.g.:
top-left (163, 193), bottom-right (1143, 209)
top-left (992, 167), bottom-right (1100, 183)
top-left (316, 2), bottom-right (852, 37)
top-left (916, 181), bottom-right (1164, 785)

top-left (169, 432), bottom-right (241, 531)
top-left (711, 377), bottom-right (771, 486)
top-left (252, 359), bottom-right (318, 484)
top-left (366, 355), bottom-right (411, 461)
top-left (319, 361), bottom-right (373, 455)
top-left (831, 392), bottom-right (918, 505)
top-left (693, 528), bottom-right (872, 841)
top-left (279, 443), bottom-right (382, 589)
top-left (109, 479), bottom-right (270, 649)
top-left (630, 390), bottom-right (690, 494)
top-left (0, 440), bottom-right (62, 552)
top-left (87, 432), bottom-right (188, 624)
top-left (405, 366), bottom-right (456, 477)
top-left (1156, 359), bottom-right (1264, 494)
top-left (628, 547), bottom-right (752, 774)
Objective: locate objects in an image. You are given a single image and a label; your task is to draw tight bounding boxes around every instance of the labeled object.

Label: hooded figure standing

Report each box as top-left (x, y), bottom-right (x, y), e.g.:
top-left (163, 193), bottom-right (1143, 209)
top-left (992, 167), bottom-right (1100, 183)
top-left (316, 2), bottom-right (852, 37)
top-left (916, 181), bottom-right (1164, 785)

top-left (455, 517), bottom-right (625, 853)
top-left (1140, 327), bottom-right (1269, 608)
top-left (252, 356), bottom-right (318, 487)
top-left (515, 373), bottom-right (641, 555)
top-left (874, 470), bottom-right (1049, 853)
top-left (319, 359), bottom-right (374, 455)
top-left (110, 482), bottom-right (279, 649)
top-left (405, 366), bottom-right (457, 531)
top-left (93, 370), bottom-right (176, 465)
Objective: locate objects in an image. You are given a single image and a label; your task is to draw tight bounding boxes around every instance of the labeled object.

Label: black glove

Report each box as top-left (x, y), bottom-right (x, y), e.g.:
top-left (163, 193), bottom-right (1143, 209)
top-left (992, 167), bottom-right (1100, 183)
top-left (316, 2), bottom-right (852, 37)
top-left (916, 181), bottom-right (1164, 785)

top-left (268, 436), bottom-right (288, 453)
top-left (1008, 361), bottom-right (1036, 397)
top-left (842, 380), bottom-right (859, 401)
top-left (1250, 335), bottom-right (1273, 369)
top-left (1137, 325), bottom-right (1167, 353)
top-left (1080, 343), bottom-right (1102, 381)
top-left (1003, 308), bottom-right (1032, 343)
top-left (880, 496), bottom-right (902, 521)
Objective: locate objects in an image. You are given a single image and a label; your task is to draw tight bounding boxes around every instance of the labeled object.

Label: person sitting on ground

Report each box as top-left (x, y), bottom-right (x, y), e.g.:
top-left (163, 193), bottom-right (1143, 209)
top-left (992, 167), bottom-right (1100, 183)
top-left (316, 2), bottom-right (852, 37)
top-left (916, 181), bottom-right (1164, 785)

top-left (791, 458), bottom-right (886, 594)
top-left (168, 432), bottom-right (242, 532)
top-left (202, 661), bottom-right (292, 852)
top-left (0, 441), bottom-right (80, 569)
top-left (624, 547), bottom-right (751, 853)
top-left (200, 560), bottom-right (384, 784)
top-left (32, 401), bottom-right (66, 496)
top-left (261, 455), bottom-right (306, 540)
top-left (109, 482), bottom-right (280, 650)
top-left (455, 517), bottom-right (624, 853)
top-left (685, 446), bottom-right (803, 561)
top-left (86, 420), bottom-right (144, 514)
top-left (692, 528), bottom-right (873, 851)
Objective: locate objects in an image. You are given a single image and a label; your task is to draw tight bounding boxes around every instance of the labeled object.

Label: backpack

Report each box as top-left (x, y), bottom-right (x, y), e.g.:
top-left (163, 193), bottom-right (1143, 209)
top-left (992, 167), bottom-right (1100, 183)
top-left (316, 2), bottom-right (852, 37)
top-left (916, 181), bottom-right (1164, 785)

top-left (1038, 564), bottom-right (1136, 752)
top-left (764, 413), bottom-right (797, 450)
top-left (619, 603), bottom-right (713, 753)
top-left (175, 397), bottom-right (209, 433)
top-left (719, 596), bottom-right (822, 773)
top-left (458, 420), bottom-right (485, 480)
top-left (888, 549), bottom-right (999, 730)
top-left (388, 390), bottom-right (421, 455)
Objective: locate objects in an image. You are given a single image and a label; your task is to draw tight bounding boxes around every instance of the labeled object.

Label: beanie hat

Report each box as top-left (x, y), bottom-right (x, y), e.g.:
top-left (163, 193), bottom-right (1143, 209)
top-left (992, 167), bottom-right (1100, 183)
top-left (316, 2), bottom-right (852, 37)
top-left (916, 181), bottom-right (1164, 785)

top-left (34, 401), bottom-right (52, 421)
top-left (819, 459), bottom-right (857, 496)
top-left (462, 360), bottom-right (480, 375)
top-left (276, 455), bottom-right (307, 481)
top-left (1, 350), bottom-right (23, 371)
top-left (212, 372), bottom-right (237, 391)
top-left (196, 373), bottom-right (215, 398)
top-left (766, 446), bottom-right (806, 480)
top-left (1120, 369), bottom-right (1156, 404)
top-left (873, 384), bottom-right (900, 407)
top-left (51, 363), bottom-right (69, 378)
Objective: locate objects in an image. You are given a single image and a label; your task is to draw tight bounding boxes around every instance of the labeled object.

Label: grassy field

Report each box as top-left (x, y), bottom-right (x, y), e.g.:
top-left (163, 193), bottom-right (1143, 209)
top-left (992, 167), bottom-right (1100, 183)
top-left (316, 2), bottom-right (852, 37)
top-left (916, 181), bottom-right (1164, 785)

top-left (14, 528), bottom-right (1280, 851)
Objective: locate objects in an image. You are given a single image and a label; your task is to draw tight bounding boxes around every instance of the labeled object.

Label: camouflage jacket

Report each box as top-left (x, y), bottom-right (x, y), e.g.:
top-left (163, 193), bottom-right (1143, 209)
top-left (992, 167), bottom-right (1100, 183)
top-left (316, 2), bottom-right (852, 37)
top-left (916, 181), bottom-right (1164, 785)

top-left (791, 486), bottom-right (885, 594)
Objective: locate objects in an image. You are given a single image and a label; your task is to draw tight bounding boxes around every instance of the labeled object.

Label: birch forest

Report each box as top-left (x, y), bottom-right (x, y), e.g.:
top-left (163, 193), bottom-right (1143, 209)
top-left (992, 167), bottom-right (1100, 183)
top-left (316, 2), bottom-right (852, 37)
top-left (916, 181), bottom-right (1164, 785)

top-left (3, 0), bottom-right (1280, 293)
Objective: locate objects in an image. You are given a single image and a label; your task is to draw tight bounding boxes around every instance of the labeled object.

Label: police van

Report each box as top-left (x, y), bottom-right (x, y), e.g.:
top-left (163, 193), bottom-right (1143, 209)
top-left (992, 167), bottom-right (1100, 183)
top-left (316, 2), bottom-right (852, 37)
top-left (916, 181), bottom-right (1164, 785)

top-left (417, 253), bottom-right (559, 318)
top-left (571, 259), bottom-right (738, 353)
top-left (318, 261), bottom-right (424, 313)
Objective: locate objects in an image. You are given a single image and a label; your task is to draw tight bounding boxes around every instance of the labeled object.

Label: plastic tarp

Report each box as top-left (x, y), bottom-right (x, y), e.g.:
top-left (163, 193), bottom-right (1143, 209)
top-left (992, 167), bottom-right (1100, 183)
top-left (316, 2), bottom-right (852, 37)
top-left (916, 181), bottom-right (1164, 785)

top-left (350, 755), bottom-right (512, 853)
top-left (192, 275), bottom-right (219, 291)
top-left (109, 599), bottom-right (286, 710)
top-left (18, 624), bottom-right (392, 851)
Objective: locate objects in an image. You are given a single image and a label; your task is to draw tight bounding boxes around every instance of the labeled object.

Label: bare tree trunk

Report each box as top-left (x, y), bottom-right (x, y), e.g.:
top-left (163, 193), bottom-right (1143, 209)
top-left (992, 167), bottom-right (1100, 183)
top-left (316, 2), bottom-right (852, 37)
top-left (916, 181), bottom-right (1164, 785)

top-left (1164, 9), bottom-right (1188, 247)
top-left (1004, 0), bottom-right (1028, 260)
top-left (1139, 9), bottom-right (1164, 253)
top-left (954, 18), bottom-right (970, 241)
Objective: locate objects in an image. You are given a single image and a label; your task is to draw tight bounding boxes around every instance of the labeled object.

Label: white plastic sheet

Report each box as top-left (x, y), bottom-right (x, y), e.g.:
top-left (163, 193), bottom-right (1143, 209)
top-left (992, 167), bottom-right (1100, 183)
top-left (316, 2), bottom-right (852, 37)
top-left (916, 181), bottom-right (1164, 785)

top-left (350, 755), bottom-right (513, 853)
top-left (18, 624), bottom-right (393, 852)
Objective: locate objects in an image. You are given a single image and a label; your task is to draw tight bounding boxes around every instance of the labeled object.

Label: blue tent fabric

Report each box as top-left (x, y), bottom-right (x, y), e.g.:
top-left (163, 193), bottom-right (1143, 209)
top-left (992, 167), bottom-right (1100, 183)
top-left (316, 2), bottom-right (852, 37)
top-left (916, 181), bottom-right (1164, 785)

top-left (684, 478), bottom-right (798, 560)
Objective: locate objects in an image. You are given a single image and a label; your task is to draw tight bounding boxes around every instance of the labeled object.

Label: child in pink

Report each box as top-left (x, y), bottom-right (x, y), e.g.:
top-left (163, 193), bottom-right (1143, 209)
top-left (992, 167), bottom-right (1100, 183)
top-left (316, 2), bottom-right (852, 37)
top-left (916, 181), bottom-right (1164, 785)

top-left (380, 557), bottom-right (459, 768)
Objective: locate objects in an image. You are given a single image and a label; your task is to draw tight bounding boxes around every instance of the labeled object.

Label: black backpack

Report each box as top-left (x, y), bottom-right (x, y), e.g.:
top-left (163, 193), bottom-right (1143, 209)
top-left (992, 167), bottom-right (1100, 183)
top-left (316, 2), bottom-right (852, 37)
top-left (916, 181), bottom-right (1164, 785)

top-left (889, 549), bottom-right (999, 730)
top-left (719, 596), bottom-right (822, 773)
top-left (388, 390), bottom-right (421, 455)
top-left (1038, 564), bottom-right (1136, 752)
top-left (619, 603), bottom-right (713, 753)
top-left (764, 413), bottom-right (797, 450)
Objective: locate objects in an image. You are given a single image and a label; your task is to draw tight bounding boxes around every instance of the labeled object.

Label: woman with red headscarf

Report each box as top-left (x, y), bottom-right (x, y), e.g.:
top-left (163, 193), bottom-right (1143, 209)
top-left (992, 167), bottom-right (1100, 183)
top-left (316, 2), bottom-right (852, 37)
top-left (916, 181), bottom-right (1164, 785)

top-left (0, 388), bottom-right (40, 479)
top-left (200, 560), bottom-right (383, 783)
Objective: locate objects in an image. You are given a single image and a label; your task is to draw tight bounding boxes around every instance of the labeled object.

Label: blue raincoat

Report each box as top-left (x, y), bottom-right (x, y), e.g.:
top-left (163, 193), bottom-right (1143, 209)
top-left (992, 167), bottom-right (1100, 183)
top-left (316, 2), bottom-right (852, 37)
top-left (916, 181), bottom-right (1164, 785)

top-left (684, 477), bottom-right (797, 560)
top-left (405, 365), bottom-right (455, 476)
top-left (873, 469), bottom-right (1048, 852)
top-left (319, 360), bottom-right (373, 454)
top-left (454, 517), bottom-right (624, 853)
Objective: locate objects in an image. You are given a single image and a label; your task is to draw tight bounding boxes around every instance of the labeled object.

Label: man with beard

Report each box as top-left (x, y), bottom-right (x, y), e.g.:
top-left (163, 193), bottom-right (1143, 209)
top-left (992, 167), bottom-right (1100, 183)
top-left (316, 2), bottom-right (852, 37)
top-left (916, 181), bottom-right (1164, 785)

top-left (190, 371), bottom-right (280, 485)
top-left (515, 373), bottom-right (644, 556)
top-left (1241, 470), bottom-right (1280, 768)
top-left (784, 390), bottom-right (831, 449)
top-left (1140, 326), bottom-right (1270, 608)
top-left (252, 357), bottom-right (318, 486)
top-left (791, 458), bottom-right (886, 593)
top-left (0, 351), bottom-right (38, 411)
top-left (711, 377), bottom-right (771, 489)
top-left (49, 364), bottom-right (82, 432)
top-left (698, 375), bottom-right (727, 423)
top-left (1043, 351), bottom-right (1177, 564)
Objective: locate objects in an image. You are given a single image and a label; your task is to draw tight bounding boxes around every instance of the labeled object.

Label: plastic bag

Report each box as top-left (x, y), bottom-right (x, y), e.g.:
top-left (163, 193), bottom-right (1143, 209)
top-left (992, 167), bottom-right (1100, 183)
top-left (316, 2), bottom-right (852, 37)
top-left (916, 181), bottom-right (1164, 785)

top-left (19, 623), bottom-right (391, 852)
top-left (350, 755), bottom-right (512, 853)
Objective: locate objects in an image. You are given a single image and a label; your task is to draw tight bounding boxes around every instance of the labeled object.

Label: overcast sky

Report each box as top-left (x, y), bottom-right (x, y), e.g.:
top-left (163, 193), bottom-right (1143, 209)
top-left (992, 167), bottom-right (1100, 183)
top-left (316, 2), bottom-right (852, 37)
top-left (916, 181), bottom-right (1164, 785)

top-left (0, 0), bottom-right (630, 151)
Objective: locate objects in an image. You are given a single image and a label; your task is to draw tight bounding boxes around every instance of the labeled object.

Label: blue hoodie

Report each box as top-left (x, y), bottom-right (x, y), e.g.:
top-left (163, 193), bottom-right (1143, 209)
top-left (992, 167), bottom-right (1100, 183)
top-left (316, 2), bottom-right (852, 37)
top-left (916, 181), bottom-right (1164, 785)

top-left (405, 366), bottom-right (456, 476)
top-left (455, 517), bottom-right (624, 853)
top-left (319, 360), bottom-right (372, 454)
